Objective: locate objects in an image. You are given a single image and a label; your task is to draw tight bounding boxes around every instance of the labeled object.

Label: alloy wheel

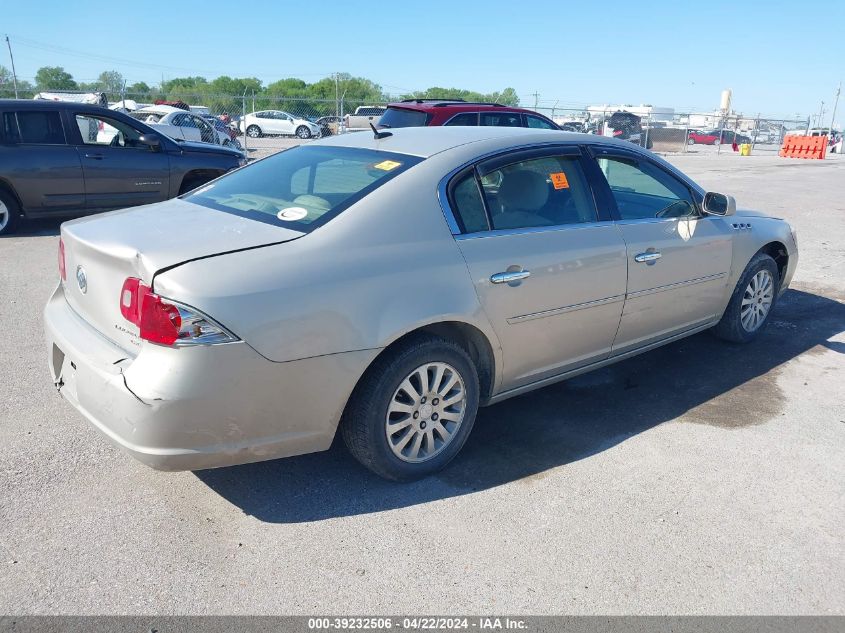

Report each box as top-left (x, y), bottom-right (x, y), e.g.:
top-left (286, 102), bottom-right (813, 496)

top-left (0, 200), bottom-right (8, 232)
top-left (740, 269), bottom-right (774, 332)
top-left (385, 362), bottom-right (467, 463)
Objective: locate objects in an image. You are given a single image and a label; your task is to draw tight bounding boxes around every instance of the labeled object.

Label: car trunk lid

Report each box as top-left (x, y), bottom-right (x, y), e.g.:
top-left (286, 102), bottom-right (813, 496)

top-left (60, 198), bottom-right (303, 354)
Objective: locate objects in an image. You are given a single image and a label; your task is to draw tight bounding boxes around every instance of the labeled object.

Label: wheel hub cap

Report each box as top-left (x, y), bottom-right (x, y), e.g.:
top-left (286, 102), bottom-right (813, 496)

top-left (385, 361), bottom-right (467, 463)
top-left (740, 269), bottom-right (774, 332)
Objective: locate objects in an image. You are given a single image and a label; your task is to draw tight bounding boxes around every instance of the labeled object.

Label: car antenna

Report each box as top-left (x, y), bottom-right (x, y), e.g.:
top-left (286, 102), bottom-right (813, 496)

top-left (370, 122), bottom-right (392, 140)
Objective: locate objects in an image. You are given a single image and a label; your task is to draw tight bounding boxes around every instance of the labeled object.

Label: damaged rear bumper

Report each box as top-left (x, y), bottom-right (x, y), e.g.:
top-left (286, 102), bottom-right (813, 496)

top-left (44, 284), bottom-right (377, 471)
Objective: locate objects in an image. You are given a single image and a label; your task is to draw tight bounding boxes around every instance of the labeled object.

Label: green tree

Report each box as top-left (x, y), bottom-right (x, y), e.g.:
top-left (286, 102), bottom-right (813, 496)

top-left (35, 66), bottom-right (78, 90)
top-left (127, 81), bottom-right (151, 94)
top-left (0, 64), bottom-right (11, 86)
top-left (96, 70), bottom-right (125, 93)
top-left (402, 86), bottom-right (519, 107)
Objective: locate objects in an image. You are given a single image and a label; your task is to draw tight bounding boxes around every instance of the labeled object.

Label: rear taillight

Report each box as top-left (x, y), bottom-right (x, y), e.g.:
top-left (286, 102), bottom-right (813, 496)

top-left (613, 129), bottom-right (624, 137)
top-left (58, 239), bottom-right (66, 281)
top-left (119, 277), bottom-right (237, 347)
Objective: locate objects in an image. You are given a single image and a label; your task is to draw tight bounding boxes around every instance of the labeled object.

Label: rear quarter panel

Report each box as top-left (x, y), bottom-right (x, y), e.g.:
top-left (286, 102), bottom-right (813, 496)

top-left (153, 152), bottom-right (502, 376)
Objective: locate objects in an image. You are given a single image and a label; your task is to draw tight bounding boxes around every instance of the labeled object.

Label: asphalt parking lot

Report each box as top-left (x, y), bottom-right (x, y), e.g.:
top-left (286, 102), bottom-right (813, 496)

top-left (0, 152), bottom-right (843, 614)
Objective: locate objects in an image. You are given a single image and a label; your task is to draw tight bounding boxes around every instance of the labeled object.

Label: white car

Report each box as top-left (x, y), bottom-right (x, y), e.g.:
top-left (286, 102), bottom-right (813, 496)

top-left (239, 110), bottom-right (321, 139)
top-left (127, 106), bottom-right (238, 148)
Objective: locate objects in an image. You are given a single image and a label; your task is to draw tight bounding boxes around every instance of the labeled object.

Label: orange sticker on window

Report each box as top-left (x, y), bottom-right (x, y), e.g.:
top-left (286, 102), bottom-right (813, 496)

top-left (550, 172), bottom-right (569, 189)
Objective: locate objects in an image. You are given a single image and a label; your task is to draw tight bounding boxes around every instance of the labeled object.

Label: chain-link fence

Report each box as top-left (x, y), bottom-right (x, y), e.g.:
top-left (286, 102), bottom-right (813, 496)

top-left (0, 85), bottom-right (816, 160)
top-left (533, 106), bottom-right (810, 155)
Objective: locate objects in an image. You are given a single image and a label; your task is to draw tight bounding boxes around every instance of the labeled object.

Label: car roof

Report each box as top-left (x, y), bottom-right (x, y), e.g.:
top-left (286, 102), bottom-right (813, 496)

top-left (387, 100), bottom-right (541, 115)
top-left (312, 125), bottom-right (646, 158)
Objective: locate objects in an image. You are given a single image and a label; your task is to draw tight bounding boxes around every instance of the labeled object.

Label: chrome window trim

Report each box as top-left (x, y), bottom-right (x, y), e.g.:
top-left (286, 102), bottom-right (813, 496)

top-left (437, 141), bottom-right (592, 237)
top-left (455, 220), bottom-right (617, 241)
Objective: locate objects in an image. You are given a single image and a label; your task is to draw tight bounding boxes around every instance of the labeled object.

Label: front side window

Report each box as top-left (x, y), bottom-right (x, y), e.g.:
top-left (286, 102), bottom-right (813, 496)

top-left (444, 112), bottom-right (479, 126)
top-left (597, 157), bottom-right (697, 220)
top-left (480, 112), bottom-right (523, 127)
top-left (74, 114), bottom-right (145, 148)
top-left (3, 111), bottom-right (66, 144)
top-left (186, 146), bottom-right (423, 232)
top-left (475, 155), bottom-right (597, 231)
top-left (526, 115), bottom-right (557, 130)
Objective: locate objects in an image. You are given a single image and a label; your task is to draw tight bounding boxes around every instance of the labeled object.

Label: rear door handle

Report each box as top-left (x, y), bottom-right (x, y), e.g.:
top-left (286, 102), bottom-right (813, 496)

top-left (84, 153), bottom-right (104, 160)
top-left (634, 252), bottom-right (662, 263)
top-left (491, 270), bottom-right (531, 284)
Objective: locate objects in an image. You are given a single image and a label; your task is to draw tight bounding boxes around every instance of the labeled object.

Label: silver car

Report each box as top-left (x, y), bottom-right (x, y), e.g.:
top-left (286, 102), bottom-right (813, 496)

top-left (44, 127), bottom-right (798, 481)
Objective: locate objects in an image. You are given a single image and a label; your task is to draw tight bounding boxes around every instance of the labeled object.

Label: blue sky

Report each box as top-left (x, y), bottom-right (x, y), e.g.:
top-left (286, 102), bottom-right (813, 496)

top-left (3, 0), bottom-right (843, 122)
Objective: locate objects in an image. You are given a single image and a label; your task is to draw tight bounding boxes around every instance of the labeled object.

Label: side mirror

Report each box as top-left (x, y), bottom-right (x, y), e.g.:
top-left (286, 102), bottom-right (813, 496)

top-left (702, 191), bottom-right (736, 216)
top-left (138, 133), bottom-right (161, 150)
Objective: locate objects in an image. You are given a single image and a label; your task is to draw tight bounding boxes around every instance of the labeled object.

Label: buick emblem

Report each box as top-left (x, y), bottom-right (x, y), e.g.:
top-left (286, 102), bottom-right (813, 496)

top-left (76, 265), bottom-right (88, 294)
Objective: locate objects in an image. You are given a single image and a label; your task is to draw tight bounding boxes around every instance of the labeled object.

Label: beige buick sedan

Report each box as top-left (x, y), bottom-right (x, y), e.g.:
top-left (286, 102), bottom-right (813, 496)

top-left (45, 127), bottom-right (798, 480)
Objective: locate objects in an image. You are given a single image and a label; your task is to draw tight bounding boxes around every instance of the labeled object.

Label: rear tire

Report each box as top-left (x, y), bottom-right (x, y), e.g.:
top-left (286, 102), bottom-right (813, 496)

top-left (341, 334), bottom-right (480, 481)
top-left (0, 189), bottom-right (21, 236)
top-left (713, 253), bottom-right (780, 343)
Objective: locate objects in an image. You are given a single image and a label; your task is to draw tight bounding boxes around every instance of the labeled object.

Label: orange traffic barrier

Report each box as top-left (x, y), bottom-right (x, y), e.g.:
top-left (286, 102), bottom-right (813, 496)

top-left (779, 135), bottom-right (828, 159)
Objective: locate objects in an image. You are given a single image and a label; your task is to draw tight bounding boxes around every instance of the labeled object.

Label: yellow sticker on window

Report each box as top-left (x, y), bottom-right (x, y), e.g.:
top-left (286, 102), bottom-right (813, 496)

top-left (550, 172), bottom-right (569, 189)
top-left (373, 160), bottom-right (402, 171)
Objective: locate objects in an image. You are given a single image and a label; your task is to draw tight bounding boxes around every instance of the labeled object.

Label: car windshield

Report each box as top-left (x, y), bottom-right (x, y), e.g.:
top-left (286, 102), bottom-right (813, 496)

top-left (379, 107), bottom-right (431, 128)
top-left (185, 145), bottom-right (423, 232)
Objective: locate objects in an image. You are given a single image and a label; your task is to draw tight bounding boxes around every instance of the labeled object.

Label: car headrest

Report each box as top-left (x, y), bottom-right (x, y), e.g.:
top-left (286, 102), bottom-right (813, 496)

top-left (497, 170), bottom-right (549, 212)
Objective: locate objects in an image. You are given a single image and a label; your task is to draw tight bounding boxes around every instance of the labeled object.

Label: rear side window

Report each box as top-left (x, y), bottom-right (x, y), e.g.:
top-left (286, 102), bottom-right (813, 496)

top-left (186, 146), bottom-right (423, 232)
top-left (450, 171), bottom-right (489, 233)
top-left (378, 107), bottom-right (431, 128)
top-left (2, 111), bottom-right (66, 144)
top-left (445, 113), bottom-right (479, 126)
top-left (479, 155), bottom-right (597, 230)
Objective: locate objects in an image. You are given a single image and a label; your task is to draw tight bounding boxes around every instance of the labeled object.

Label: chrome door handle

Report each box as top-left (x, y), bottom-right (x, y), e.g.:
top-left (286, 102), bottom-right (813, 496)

top-left (490, 270), bottom-right (531, 284)
top-left (634, 252), bottom-right (662, 263)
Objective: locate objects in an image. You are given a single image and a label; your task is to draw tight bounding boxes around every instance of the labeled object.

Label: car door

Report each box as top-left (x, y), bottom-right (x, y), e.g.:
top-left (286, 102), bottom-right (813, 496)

top-left (169, 112), bottom-right (201, 142)
top-left (70, 111), bottom-right (170, 210)
top-left (272, 111), bottom-right (295, 135)
top-left (0, 108), bottom-right (85, 212)
top-left (448, 146), bottom-right (628, 390)
top-left (587, 145), bottom-right (733, 355)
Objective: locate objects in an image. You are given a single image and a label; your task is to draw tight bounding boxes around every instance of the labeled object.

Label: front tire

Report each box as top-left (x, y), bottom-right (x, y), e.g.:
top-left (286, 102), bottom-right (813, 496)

top-left (341, 335), bottom-right (480, 481)
top-left (0, 189), bottom-right (21, 236)
top-left (713, 253), bottom-right (780, 343)
top-left (246, 125), bottom-right (261, 138)
top-left (295, 125), bottom-right (312, 139)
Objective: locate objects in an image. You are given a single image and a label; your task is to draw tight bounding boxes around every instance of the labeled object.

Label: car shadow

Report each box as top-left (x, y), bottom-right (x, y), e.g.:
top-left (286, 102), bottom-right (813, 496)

top-left (1, 218), bottom-right (62, 237)
top-left (195, 287), bottom-right (845, 523)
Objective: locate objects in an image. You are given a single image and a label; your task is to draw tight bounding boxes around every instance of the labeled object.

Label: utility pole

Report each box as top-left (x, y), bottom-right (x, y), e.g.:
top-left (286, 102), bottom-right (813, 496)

top-left (816, 100), bottom-right (825, 128)
top-left (5, 35), bottom-right (19, 99)
top-left (532, 91), bottom-right (539, 110)
top-left (829, 81), bottom-right (841, 135)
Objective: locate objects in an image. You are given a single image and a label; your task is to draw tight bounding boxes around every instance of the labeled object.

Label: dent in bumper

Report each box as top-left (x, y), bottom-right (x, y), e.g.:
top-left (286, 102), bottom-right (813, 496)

top-left (44, 284), bottom-right (379, 471)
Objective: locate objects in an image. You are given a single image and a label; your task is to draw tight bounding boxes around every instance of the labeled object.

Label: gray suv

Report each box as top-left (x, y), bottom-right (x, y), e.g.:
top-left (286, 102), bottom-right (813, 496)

top-left (0, 100), bottom-right (246, 235)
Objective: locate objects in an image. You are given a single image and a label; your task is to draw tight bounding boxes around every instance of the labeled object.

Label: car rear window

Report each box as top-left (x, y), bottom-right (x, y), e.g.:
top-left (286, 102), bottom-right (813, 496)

top-left (185, 145), bottom-right (423, 232)
top-left (379, 107), bottom-right (432, 128)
